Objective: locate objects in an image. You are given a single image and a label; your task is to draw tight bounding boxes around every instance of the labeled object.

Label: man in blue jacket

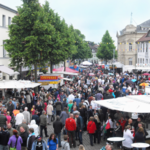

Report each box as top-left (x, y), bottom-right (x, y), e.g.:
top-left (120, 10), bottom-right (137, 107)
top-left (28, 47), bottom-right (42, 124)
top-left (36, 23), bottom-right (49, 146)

top-left (74, 113), bottom-right (83, 145)
top-left (73, 95), bottom-right (81, 107)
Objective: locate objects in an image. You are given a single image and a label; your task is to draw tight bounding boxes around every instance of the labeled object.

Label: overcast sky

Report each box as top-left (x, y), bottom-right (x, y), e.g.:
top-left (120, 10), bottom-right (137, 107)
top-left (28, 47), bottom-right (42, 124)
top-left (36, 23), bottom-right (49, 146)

top-left (1, 0), bottom-right (150, 45)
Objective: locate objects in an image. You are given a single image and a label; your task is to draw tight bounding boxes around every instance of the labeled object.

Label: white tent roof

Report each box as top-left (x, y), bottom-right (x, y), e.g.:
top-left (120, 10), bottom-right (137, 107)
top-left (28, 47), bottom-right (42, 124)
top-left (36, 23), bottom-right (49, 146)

top-left (80, 61), bottom-right (92, 65)
top-left (52, 72), bottom-right (78, 76)
top-left (0, 66), bottom-right (19, 76)
top-left (0, 80), bottom-right (41, 89)
top-left (94, 95), bottom-right (150, 113)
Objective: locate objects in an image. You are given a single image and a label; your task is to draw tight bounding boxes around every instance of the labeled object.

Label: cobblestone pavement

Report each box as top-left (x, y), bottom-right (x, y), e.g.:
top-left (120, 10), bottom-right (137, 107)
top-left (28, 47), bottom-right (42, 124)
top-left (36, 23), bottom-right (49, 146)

top-left (43, 124), bottom-right (118, 150)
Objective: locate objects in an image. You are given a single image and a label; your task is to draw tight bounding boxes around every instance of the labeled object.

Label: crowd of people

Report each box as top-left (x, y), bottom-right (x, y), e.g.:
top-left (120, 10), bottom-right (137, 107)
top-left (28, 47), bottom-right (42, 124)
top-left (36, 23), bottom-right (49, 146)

top-left (0, 64), bottom-right (149, 150)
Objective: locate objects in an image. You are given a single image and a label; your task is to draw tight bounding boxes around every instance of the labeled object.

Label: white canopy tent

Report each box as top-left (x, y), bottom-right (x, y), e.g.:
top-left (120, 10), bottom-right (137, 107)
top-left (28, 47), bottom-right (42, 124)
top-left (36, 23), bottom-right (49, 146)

top-left (0, 80), bottom-right (41, 89)
top-left (94, 95), bottom-right (150, 113)
top-left (80, 61), bottom-right (92, 66)
top-left (0, 65), bottom-right (19, 76)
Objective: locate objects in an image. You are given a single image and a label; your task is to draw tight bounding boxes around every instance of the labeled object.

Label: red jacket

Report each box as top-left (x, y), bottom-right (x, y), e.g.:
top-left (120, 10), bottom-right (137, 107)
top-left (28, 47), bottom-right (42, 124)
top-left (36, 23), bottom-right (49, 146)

top-left (65, 118), bottom-right (76, 131)
top-left (87, 121), bottom-right (97, 134)
top-left (118, 120), bottom-right (126, 131)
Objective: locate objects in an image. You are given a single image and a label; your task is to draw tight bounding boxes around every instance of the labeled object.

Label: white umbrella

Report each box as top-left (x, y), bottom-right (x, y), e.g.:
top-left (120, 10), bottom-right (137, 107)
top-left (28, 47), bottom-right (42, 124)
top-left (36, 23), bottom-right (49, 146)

top-left (0, 80), bottom-right (41, 89)
top-left (81, 61), bottom-right (92, 66)
top-left (94, 95), bottom-right (150, 113)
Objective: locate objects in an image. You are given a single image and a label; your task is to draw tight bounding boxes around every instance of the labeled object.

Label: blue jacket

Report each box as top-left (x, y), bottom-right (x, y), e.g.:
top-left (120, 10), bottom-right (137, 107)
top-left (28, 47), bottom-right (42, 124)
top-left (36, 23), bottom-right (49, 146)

top-left (73, 98), bottom-right (81, 106)
top-left (31, 140), bottom-right (48, 150)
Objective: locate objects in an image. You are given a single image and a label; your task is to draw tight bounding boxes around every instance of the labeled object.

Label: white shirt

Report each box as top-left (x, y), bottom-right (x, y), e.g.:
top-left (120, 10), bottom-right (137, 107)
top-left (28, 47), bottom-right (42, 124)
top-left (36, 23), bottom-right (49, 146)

top-left (68, 94), bottom-right (75, 103)
top-left (15, 113), bottom-right (24, 125)
top-left (122, 129), bottom-right (134, 148)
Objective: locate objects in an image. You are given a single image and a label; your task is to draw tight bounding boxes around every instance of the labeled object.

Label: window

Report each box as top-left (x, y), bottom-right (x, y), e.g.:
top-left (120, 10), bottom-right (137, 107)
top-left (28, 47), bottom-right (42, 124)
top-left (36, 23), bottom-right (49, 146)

top-left (129, 43), bottom-right (132, 51)
top-left (143, 43), bottom-right (145, 52)
top-left (143, 59), bottom-right (144, 64)
top-left (146, 59), bottom-right (148, 64)
top-left (146, 42), bottom-right (148, 52)
top-left (2, 15), bottom-right (6, 27)
top-left (8, 17), bottom-right (11, 25)
top-left (129, 58), bottom-right (132, 65)
top-left (138, 43), bottom-right (140, 52)
top-left (140, 58), bottom-right (142, 64)
top-left (138, 58), bottom-right (139, 63)
top-left (3, 41), bottom-right (6, 57)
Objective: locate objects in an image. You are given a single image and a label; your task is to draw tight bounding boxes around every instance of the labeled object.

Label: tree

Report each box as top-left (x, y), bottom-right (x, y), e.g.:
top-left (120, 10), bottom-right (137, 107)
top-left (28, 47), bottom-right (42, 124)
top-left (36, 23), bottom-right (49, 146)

top-left (72, 29), bottom-right (92, 61)
top-left (96, 30), bottom-right (115, 63)
top-left (43, 1), bottom-right (77, 73)
top-left (4, 0), bottom-right (55, 84)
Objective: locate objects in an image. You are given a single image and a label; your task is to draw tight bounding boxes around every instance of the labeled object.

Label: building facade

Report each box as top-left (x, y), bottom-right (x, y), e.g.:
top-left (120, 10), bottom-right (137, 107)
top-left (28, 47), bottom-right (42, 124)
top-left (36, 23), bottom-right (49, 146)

top-left (88, 44), bottom-right (99, 63)
top-left (117, 20), bottom-right (150, 66)
top-left (136, 30), bottom-right (150, 65)
top-left (0, 4), bottom-right (17, 79)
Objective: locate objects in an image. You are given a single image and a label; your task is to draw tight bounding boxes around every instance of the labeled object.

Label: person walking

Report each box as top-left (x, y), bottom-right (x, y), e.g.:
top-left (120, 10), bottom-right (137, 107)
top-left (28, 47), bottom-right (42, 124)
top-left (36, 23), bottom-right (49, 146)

top-left (40, 110), bottom-right (48, 138)
top-left (55, 99), bottom-right (62, 116)
top-left (74, 113), bottom-right (83, 145)
top-left (27, 128), bottom-right (36, 150)
top-left (87, 117), bottom-right (97, 146)
top-left (8, 130), bottom-right (23, 150)
top-left (61, 135), bottom-right (70, 150)
top-left (0, 126), bottom-right (10, 150)
top-left (31, 136), bottom-right (47, 150)
top-left (22, 107), bottom-right (30, 125)
top-left (15, 109), bottom-right (24, 127)
top-left (47, 133), bottom-right (58, 150)
top-left (28, 120), bottom-right (39, 137)
top-left (19, 126), bottom-right (28, 150)
top-left (65, 114), bottom-right (76, 148)
top-left (53, 116), bottom-right (63, 147)
top-left (47, 102), bottom-right (53, 125)
top-left (0, 111), bottom-right (7, 128)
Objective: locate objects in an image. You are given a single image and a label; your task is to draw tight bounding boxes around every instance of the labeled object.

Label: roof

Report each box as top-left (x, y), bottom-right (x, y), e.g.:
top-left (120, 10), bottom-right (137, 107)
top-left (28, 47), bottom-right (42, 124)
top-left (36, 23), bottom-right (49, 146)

top-left (136, 30), bottom-right (150, 42)
top-left (0, 3), bottom-right (17, 14)
top-left (139, 19), bottom-right (150, 27)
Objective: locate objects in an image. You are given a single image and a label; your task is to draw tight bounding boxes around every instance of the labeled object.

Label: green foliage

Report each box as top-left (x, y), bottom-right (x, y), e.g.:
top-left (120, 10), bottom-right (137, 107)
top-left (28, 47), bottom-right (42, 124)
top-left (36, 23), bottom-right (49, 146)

top-left (96, 30), bottom-right (115, 62)
top-left (72, 29), bottom-right (92, 60)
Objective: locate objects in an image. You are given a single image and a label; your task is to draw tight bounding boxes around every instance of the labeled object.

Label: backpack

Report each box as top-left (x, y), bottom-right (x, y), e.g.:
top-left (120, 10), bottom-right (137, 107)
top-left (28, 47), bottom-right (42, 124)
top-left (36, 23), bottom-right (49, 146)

top-left (62, 142), bottom-right (68, 150)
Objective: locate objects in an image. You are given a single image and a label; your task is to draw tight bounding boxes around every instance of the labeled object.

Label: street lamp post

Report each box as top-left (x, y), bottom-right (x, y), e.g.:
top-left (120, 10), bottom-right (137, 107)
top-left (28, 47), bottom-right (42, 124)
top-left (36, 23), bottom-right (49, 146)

top-left (113, 49), bottom-right (115, 74)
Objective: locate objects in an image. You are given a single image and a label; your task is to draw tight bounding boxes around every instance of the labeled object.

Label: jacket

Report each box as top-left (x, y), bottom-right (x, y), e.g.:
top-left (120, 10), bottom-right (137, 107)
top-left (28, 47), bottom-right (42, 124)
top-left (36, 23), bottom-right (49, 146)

top-left (76, 116), bottom-right (83, 131)
top-left (0, 130), bottom-right (10, 145)
top-left (133, 132), bottom-right (145, 143)
top-left (55, 101), bottom-right (62, 111)
top-left (26, 95), bottom-right (31, 103)
top-left (122, 129), bottom-right (134, 148)
top-left (53, 120), bottom-right (63, 134)
top-left (7, 103), bottom-right (14, 113)
top-left (22, 111), bottom-right (30, 124)
top-left (114, 125), bottom-right (122, 137)
top-left (0, 114), bottom-right (7, 127)
top-left (60, 111), bottom-right (69, 125)
top-left (27, 133), bottom-right (35, 150)
top-left (17, 123), bottom-right (29, 134)
top-left (28, 120), bottom-right (39, 137)
top-left (8, 135), bottom-right (23, 150)
top-left (7, 127), bottom-right (16, 137)
top-left (32, 114), bottom-right (40, 125)
top-left (73, 98), bottom-right (81, 106)
top-left (20, 131), bottom-right (28, 147)
top-left (65, 118), bottom-right (76, 131)
top-left (40, 114), bottom-right (47, 126)
top-left (87, 121), bottom-right (97, 134)
top-left (31, 139), bottom-right (47, 150)
top-left (47, 104), bottom-right (53, 115)
top-left (61, 141), bottom-right (70, 150)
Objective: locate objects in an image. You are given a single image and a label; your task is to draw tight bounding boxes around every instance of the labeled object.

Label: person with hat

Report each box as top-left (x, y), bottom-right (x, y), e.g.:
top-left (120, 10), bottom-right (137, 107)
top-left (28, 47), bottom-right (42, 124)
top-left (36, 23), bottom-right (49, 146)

top-left (0, 125), bottom-right (10, 150)
top-left (31, 135), bottom-right (47, 150)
